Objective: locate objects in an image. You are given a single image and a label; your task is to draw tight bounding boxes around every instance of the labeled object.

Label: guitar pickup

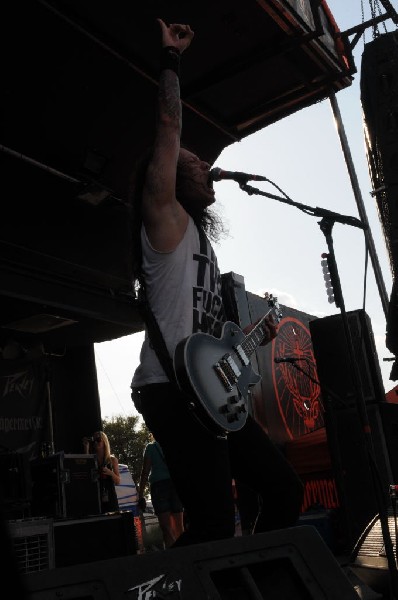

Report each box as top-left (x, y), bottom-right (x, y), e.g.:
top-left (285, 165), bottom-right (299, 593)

top-left (234, 344), bottom-right (249, 366)
top-left (224, 354), bottom-right (241, 379)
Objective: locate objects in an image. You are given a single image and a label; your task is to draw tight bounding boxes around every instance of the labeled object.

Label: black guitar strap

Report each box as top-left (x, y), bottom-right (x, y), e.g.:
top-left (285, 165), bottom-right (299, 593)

top-left (135, 272), bottom-right (178, 386)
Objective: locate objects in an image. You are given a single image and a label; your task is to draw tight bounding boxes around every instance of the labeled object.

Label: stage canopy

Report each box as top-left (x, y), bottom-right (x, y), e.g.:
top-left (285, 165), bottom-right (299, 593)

top-left (0, 0), bottom-right (354, 350)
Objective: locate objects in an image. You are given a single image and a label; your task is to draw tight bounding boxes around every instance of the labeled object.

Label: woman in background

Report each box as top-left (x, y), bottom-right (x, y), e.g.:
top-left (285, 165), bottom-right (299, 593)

top-left (83, 430), bottom-right (120, 513)
top-left (138, 433), bottom-right (184, 548)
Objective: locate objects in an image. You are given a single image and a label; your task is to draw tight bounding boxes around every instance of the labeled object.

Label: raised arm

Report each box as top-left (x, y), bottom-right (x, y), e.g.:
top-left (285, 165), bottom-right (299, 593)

top-left (142, 19), bottom-right (194, 252)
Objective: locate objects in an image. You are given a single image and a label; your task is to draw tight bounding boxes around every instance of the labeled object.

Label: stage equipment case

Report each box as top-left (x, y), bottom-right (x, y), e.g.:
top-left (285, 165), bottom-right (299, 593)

top-left (30, 452), bottom-right (101, 519)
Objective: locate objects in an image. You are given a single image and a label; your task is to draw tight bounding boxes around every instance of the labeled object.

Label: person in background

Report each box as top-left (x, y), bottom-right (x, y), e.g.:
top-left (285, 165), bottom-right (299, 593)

top-left (129, 18), bottom-right (304, 547)
top-left (83, 430), bottom-right (120, 513)
top-left (138, 434), bottom-right (184, 548)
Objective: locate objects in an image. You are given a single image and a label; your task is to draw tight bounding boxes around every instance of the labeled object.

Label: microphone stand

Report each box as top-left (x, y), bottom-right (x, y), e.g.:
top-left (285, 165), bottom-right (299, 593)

top-left (277, 358), bottom-right (321, 388)
top-left (241, 181), bottom-right (398, 599)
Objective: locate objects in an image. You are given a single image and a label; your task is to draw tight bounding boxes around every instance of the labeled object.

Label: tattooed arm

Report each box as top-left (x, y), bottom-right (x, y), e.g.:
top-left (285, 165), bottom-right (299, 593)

top-left (142, 19), bottom-right (194, 252)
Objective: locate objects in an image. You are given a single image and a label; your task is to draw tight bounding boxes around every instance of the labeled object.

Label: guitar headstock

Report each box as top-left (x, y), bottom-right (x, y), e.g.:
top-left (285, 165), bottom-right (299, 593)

top-left (264, 293), bottom-right (283, 323)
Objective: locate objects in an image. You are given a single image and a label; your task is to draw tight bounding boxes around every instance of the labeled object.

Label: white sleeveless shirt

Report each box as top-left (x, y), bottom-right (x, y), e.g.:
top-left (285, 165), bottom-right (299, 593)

top-left (131, 216), bottom-right (225, 388)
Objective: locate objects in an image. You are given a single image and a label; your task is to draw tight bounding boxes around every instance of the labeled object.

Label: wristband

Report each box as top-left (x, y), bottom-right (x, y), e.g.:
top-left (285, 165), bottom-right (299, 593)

top-left (161, 46), bottom-right (180, 76)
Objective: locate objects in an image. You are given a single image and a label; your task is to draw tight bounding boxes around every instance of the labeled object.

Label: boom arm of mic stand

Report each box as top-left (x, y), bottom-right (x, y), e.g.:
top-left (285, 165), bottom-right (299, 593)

top-left (284, 361), bottom-right (347, 409)
top-left (239, 183), bottom-right (367, 230)
top-left (283, 360), bottom-right (320, 386)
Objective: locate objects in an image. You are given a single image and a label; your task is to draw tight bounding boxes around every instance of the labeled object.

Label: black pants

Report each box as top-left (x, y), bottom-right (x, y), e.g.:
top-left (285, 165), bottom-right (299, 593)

top-left (136, 382), bottom-right (304, 547)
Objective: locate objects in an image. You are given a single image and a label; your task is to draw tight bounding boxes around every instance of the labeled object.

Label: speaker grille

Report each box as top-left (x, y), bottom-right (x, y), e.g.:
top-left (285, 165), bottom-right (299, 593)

top-left (8, 518), bottom-right (54, 574)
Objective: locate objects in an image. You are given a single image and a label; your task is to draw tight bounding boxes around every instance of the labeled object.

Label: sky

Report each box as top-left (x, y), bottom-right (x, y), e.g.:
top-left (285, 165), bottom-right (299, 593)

top-left (95, 1), bottom-right (398, 420)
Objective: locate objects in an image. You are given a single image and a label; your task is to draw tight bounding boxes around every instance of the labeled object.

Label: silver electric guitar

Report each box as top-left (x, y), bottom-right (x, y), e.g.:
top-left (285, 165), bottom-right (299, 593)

top-left (173, 294), bottom-right (282, 435)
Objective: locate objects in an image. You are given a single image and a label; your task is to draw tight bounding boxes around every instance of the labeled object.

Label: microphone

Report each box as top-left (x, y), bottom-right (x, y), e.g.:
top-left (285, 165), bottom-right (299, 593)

top-left (274, 357), bottom-right (301, 364)
top-left (210, 167), bottom-right (268, 183)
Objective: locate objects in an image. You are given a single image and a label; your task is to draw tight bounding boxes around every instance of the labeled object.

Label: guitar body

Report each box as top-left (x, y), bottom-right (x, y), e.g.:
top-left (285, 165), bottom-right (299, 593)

top-left (174, 321), bottom-right (261, 434)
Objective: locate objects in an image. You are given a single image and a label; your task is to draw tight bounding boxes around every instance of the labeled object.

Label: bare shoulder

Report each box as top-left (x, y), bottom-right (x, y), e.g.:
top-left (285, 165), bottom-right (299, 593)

top-left (142, 178), bottom-right (189, 252)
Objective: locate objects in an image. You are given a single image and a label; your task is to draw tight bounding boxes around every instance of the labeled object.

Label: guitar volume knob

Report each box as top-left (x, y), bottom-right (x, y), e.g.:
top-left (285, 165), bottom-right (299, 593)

top-left (227, 414), bottom-right (239, 423)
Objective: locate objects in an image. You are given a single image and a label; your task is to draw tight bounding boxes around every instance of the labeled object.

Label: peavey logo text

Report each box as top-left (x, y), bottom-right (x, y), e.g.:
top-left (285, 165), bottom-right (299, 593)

top-left (1, 370), bottom-right (35, 402)
top-left (128, 573), bottom-right (182, 599)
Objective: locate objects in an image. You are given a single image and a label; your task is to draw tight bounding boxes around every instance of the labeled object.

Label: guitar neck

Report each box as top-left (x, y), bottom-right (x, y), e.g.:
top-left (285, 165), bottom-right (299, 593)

top-left (240, 309), bottom-right (274, 358)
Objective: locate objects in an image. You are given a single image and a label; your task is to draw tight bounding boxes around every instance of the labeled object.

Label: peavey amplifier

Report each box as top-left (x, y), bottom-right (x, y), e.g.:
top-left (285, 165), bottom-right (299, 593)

top-left (23, 526), bottom-right (359, 599)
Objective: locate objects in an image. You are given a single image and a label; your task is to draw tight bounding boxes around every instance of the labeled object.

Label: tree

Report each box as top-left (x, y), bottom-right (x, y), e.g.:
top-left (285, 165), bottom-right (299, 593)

top-left (102, 415), bottom-right (151, 485)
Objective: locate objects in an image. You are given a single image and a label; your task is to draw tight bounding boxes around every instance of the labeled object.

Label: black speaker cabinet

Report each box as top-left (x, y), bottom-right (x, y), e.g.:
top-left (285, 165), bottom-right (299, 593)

top-left (8, 518), bottom-right (55, 574)
top-left (361, 30), bottom-right (398, 286)
top-left (221, 271), bottom-right (252, 328)
top-left (361, 30), bottom-right (398, 189)
top-left (322, 403), bottom-right (393, 554)
top-left (379, 401), bottom-right (398, 483)
top-left (23, 526), bottom-right (359, 599)
top-left (350, 506), bottom-right (398, 597)
top-left (309, 310), bottom-right (385, 408)
top-left (0, 452), bottom-right (31, 519)
top-left (53, 512), bottom-right (137, 567)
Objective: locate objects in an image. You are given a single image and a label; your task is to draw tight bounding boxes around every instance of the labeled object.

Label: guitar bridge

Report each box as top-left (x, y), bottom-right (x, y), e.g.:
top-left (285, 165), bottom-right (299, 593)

top-left (213, 363), bottom-right (233, 392)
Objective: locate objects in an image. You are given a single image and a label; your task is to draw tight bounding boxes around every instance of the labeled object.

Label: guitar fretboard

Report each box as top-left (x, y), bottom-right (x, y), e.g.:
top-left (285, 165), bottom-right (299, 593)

top-left (241, 311), bottom-right (272, 357)
top-left (240, 297), bottom-right (282, 358)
